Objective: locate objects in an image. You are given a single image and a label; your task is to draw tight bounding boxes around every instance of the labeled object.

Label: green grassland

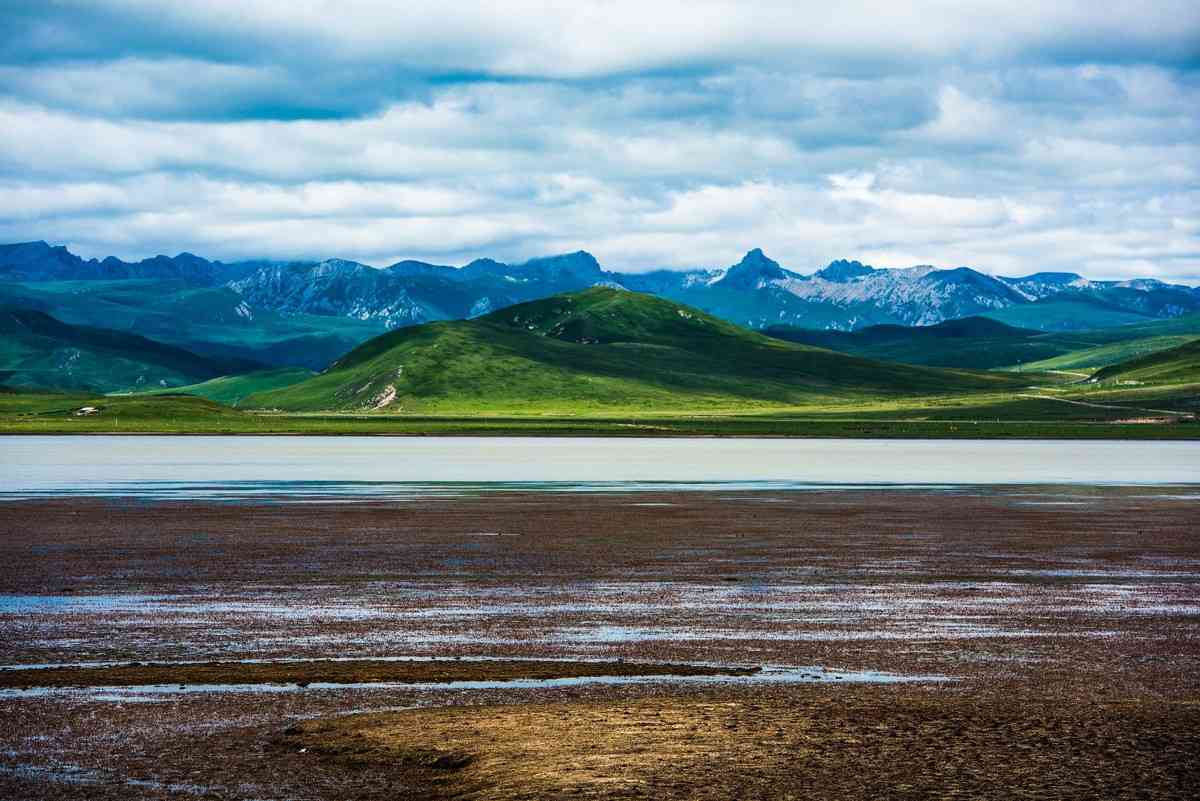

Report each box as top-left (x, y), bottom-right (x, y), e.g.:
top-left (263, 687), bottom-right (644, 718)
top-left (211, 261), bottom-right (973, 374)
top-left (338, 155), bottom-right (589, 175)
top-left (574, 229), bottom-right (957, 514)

top-left (767, 313), bottom-right (1200, 372)
top-left (1092, 339), bottom-right (1200, 385)
top-left (765, 317), bottom-right (1058, 369)
top-left (980, 299), bottom-right (1157, 331)
top-left (0, 279), bottom-right (385, 369)
top-left (245, 288), bottom-right (1026, 413)
top-left (136, 368), bottom-right (316, 406)
top-left (1, 384), bottom-right (1196, 438)
top-left (0, 307), bottom-right (254, 393)
top-left (1008, 335), bottom-right (1197, 374)
top-left (2, 287), bottom-right (1197, 438)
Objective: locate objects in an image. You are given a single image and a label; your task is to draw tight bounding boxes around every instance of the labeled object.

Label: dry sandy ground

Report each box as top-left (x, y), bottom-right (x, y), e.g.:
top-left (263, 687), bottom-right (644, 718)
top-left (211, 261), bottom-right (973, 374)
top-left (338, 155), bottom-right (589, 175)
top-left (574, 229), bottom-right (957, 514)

top-left (0, 487), bottom-right (1198, 799)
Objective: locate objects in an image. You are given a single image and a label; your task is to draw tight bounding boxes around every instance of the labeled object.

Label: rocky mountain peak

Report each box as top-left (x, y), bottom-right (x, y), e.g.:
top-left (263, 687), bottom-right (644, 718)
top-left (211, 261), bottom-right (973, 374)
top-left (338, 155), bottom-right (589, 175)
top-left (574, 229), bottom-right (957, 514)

top-left (815, 259), bottom-right (875, 282)
top-left (517, 250), bottom-right (604, 279)
top-left (717, 249), bottom-right (788, 289)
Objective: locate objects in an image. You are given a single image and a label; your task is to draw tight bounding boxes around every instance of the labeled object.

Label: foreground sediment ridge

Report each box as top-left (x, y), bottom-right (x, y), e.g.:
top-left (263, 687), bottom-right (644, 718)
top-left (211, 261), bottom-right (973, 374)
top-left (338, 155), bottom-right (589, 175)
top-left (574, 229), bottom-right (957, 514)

top-left (0, 658), bottom-right (756, 690)
top-left (1, 488), bottom-right (1198, 799)
top-left (283, 693), bottom-right (1198, 800)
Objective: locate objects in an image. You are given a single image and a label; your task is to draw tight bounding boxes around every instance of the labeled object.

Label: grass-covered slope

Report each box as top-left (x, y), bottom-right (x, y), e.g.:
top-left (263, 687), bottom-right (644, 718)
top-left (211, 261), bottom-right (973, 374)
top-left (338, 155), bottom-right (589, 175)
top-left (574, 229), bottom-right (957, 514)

top-left (1091, 339), bottom-right (1200, 385)
top-left (1002, 314), bottom-right (1200, 373)
top-left (1009, 336), bottom-right (1198, 373)
top-left (767, 313), bottom-right (1200, 372)
top-left (0, 307), bottom-right (257, 393)
top-left (764, 317), bottom-right (1059, 369)
top-left (138, 367), bottom-right (315, 406)
top-left (980, 299), bottom-right (1152, 331)
top-left (0, 279), bottom-right (386, 370)
top-left (246, 288), bottom-right (1027, 413)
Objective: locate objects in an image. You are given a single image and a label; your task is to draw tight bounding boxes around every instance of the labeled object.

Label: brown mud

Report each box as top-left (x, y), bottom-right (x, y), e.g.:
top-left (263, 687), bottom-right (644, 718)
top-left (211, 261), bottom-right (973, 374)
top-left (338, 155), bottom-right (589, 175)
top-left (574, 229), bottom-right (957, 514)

top-left (284, 690), bottom-right (1200, 800)
top-left (0, 658), bottom-right (754, 690)
top-left (1, 487), bottom-right (1198, 799)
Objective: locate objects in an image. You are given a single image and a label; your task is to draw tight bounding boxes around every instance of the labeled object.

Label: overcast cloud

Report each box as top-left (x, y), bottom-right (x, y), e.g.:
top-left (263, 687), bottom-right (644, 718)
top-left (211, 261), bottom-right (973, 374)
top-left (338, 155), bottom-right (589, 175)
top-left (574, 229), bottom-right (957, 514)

top-left (1, 0), bottom-right (1198, 280)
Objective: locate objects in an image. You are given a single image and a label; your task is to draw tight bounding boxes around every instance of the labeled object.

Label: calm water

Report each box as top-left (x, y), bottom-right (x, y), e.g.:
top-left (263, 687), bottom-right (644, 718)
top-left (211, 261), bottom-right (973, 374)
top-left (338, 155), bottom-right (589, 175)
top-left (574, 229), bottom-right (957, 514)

top-left (1, 436), bottom-right (1197, 499)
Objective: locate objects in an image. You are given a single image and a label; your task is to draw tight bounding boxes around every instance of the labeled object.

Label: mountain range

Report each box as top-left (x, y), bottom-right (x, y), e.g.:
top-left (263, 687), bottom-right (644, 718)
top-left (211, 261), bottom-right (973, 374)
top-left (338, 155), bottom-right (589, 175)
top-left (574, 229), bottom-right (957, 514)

top-left (4, 241), bottom-right (1198, 348)
top-left (4, 239), bottom-right (1200, 398)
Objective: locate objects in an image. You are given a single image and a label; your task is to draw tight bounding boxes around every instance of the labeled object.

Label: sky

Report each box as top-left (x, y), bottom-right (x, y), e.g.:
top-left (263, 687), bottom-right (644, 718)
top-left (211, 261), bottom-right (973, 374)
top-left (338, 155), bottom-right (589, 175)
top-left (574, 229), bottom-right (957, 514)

top-left (1, 1), bottom-right (1198, 281)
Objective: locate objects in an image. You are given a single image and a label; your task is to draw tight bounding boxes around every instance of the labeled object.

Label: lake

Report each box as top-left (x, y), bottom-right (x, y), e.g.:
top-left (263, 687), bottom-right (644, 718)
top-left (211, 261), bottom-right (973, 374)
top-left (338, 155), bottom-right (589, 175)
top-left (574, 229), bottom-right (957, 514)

top-left (1, 436), bottom-right (1196, 499)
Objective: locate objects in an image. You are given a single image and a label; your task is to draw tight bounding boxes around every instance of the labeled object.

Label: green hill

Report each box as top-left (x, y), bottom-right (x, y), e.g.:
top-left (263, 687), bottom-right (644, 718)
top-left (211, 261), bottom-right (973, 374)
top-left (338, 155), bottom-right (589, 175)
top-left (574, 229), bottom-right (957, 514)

top-left (763, 317), bottom-right (1061, 369)
top-left (980, 299), bottom-right (1151, 331)
top-left (138, 367), bottom-right (315, 406)
top-left (1008, 336), bottom-right (1196, 373)
top-left (766, 313), bottom-right (1200, 372)
top-left (0, 307), bottom-right (257, 393)
top-left (1091, 339), bottom-right (1200, 385)
top-left (0, 279), bottom-right (386, 370)
top-left (245, 288), bottom-right (1027, 413)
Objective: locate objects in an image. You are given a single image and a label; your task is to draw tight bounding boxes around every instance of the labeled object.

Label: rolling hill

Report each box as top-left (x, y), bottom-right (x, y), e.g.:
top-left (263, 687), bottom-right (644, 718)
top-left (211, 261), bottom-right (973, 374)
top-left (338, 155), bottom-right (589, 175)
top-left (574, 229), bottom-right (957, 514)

top-left (139, 368), bottom-right (315, 406)
top-left (1091, 339), bottom-right (1200, 385)
top-left (763, 317), bottom-right (1056, 369)
top-left (0, 278), bottom-right (386, 370)
top-left (0, 307), bottom-right (257, 393)
top-left (244, 288), bottom-right (1028, 413)
top-left (766, 313), bottom-right (1200, 372)
top-left (979, 298), bottom-right (1157, 331)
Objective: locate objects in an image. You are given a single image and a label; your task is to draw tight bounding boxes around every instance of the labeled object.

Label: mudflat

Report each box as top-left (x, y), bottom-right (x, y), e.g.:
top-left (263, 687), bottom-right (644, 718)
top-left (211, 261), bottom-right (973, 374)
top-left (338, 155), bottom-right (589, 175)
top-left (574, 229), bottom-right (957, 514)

top-left (284, 691), bottom-right (1200, 800)
top-left (1, 487), bottom-right (1198, 799)
top-left (0, 658), bottom-right (754, 690)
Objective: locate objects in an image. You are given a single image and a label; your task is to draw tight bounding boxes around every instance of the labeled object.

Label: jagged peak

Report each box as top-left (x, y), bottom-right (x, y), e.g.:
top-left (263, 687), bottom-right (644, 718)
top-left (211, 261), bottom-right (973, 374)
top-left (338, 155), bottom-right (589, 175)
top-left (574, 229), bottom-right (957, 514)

top-left (815, 259), bottom-right (875, 282)
top-left (738, 248), bottom-right (775, 265)
top-left (716, 248), bottom-right (787, 288)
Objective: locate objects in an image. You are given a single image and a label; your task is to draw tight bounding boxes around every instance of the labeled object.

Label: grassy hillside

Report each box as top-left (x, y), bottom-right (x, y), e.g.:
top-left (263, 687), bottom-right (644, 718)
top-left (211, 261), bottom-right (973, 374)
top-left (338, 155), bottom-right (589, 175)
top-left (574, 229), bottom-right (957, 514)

top-left (1092, 339), bottom-right (1200, 385)
top-left (137, 367), bottom-right (315, 406)
top-left (1009, 336), bottom-right (1197, 373)
top-left (766, 313), bottom-right (1200, 372)
top-left (764, 317), bottom-right (1064, 369)
top-left (980, 299), bottom-right (1151, 331)
top-left (0, 307), bottom-right (256, 393)
top-left (0, 279), bottom-right (386, 369)
top-left (245, 288), bottom-right (1027, 413)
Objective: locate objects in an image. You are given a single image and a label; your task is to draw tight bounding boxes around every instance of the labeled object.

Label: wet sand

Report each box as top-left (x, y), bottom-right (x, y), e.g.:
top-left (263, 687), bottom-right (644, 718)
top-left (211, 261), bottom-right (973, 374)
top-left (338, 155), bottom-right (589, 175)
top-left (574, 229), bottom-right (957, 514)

top-left (284, 691), bottom-right (1200, 800)
top-left (1, 488), bottom-right (1198, 798)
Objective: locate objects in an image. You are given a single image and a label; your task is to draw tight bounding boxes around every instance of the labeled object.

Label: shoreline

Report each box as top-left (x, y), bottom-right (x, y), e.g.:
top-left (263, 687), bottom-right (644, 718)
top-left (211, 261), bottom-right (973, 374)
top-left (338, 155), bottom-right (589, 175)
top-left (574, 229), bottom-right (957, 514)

top-left (2, 422), bottom-right (1199, 438)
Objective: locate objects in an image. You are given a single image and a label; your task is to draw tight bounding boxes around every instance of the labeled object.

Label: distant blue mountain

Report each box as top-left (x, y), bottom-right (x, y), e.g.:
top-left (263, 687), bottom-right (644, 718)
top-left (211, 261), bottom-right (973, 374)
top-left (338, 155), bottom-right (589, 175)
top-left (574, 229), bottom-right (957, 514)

top-left (0, 240), bottom-right (260, 285)
top-left (3, 241), bottom-right (1198, 342)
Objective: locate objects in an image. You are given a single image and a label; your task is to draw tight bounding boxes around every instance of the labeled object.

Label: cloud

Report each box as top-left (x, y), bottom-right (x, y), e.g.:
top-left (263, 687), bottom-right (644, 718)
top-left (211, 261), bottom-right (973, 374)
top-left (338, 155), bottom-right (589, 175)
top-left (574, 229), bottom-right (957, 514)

top-left (0, 1), bottom-right (1197, 281)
